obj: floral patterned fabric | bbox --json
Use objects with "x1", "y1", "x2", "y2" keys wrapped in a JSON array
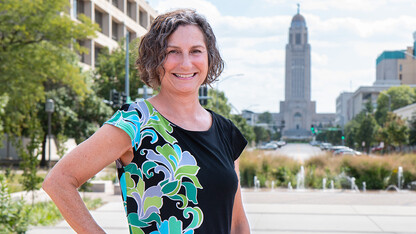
[{"x1": 105, "y1": 100, "x2": 247, "y2": 234}]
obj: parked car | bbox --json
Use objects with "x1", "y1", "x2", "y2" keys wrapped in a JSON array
[
  {"x1": 329, "y1": 145, "x2": 350, "y2": 153},
  {"x1": 333, "y1": 148, "x2": 362, "y2": 156},
  {"x1": 309, "y1": 140, "x2": 320, "y2": 146},
  {"x1": 320, "y1": 143, "x2": 332, "y2": 150},
  {"x1": 259, "y1": 142, "x2": 278, "y2": 150},
  {"x1": 276, "y1": 140, "x2": 286, "y2": 148}
]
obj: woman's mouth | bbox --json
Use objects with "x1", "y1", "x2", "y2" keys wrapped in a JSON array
[{"x1": 174, "y1": 73, "x2": 197, "y2": 79}]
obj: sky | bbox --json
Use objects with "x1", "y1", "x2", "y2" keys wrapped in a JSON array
[{"x1": 146, "y1": 0, "x2": 416, "y2": 114}]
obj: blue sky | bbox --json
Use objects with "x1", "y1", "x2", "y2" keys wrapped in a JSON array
[{"x1": 146, "y1": 0, "x2": 416, "y2": 114}]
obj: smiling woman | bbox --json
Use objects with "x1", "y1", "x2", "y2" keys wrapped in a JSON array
[{"x1": 43, "y1": 9, "x2": 250, "y2": 234}]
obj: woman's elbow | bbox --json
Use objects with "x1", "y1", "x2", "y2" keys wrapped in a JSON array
[{"x1": 42, "y1": 172, "x2": 57, "y2": 195}]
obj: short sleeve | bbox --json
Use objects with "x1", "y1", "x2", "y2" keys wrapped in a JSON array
[
  {"x1": 229, "y1": 120, "x2": 248, "y2": 161},
  {"x1": 104, "y1": 103, "x2": 142, "y2": 147}
]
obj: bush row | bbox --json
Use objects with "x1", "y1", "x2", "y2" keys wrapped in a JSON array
[{"x1": 239, "y1": 150, "x2": 416, "y2": 190}]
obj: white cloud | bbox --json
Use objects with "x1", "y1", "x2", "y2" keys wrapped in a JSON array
[{"x1": 149, "y1": 0, "x2": 416, "y2": 113}]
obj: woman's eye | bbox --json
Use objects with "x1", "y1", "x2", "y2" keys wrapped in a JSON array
[
  {"x1": 168, "y1": 50, "x2": 179, "y2": 54},
  {"x1": 191, "y1": 50, "x2": 202, "y2": 54}
]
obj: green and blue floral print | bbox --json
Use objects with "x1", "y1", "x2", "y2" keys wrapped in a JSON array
[{"x1": 105, "y1": 100, "x2": 247, "y2": 234}]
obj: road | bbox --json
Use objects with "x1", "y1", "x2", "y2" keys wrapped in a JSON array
[{"x1": 268, "y1": 143, "x2": 325, "y2": 162}]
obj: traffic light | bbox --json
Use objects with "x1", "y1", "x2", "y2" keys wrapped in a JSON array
[
  {"x1": 341, "y1": 135, "x2": 345, "y2": 140},
  {"x1": 111, "y1": 89, "x2": 119, "y2": 106},
  {"x1": 310, "y1": 124, "x2": 315, "y2": 132},
  {"x1": 198, "y1": 85, "x2": 208, "y2": 105},
  {"x1": 121, "y1": 92, "x2": 127, "y2": 105}
]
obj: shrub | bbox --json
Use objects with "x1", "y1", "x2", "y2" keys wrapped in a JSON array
[{"x1": 0, "y1": 176, "x2": 30, "y2": 233}]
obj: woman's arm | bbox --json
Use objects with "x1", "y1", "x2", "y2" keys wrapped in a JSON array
[
  {"x1": 42, "y1": 124, "x2": 132, "y2": 233},
  {"x1": 231, "y1": 159, "x2": 251, "y2": 234}
]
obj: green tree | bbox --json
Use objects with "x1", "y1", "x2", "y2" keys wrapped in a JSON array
[
  {"x1": 205, "y1": 89, "x2": 232, "y2": 118},
  {"x1": 344, "y1": 101, "x2": 378, "y2": 152},
  {"x1": 375, "y1": 86, "x2": 416, "y2": 125},
  {"x1": 257, "y1": 112, "x2": 272, "y2": 124},
  {"x1": 409, "y1": 112, "x2": 416, "y2": 146},
  {"x1": 253, "y1": 126, "x2": 270, "y2": 144},
  {"x1": 0, "y1": 0, "x2": 97, "y2": 137},
  {"x1": 93, "y1": 38, "x2": 145, "y2": 109},
  {"x1": 376, "y1": 113, "x2": 409, "y2": 151},
  {"x1": 230, "y1": 114, "x2": 255, "y2": 144}
]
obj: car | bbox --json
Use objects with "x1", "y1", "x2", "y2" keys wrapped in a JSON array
[
  {"x1": 320, "y1": 143, "x2": 332, "y2": 150},
  {"x1": 329, "y1": 145, "x2": 350, "y2": 153},
  {"x1": 309, "y1": 141, "x2": 320, "y2": 146},
  {"x1": 276, "y1": 140, "x2": 286, "y2": 148},
  {"x1": 259, "y1": 142, "x2": 278, "y2": 150},
  {"x1": 371, "y1": 145, "x2": 384, "y2": 152},
  {"x1": 333, "y1": 148, "x2": 362, "y2": 156}
]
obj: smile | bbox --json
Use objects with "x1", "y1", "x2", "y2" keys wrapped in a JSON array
[{"x1": 174, "y1": 73, "x2": 197, "y2": 79}]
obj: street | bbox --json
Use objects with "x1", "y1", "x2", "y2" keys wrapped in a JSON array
[{"x1": 262, "y1": 143, "x2": 325, "y2": 163}]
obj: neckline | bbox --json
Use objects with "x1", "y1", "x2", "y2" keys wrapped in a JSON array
[{"x1": 143, "y1": 99, "x2": 214, "y2": 133}]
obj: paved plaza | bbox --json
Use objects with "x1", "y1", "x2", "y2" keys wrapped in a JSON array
[{"x1": 27, "y1": 188, "x2": 416, "y2": 234}]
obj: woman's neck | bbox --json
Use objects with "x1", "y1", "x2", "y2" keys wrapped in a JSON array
[{"x1": 147, "y1": 89, "x2": 212, "y2": 131}]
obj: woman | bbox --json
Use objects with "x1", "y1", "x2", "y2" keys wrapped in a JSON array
[{"x1": 43, "y1": 9, "x2": 250, "y2": 234}]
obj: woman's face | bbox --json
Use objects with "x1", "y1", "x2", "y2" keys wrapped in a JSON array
[{"x1": 160, "y1": 24, "x2": 209, "y2": 96}]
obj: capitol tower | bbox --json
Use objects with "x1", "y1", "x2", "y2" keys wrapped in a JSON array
[{"x1": 279, "y1": 6, "x2": 325, "y2": 139}]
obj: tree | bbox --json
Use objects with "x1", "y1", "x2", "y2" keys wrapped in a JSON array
[
  {"x1": 344, "y1": 101, "x2": 378, "y2": 152},
  {"x1": 230, "y1": 114, "x2": 255, "y2": 144},
  {"x1": 204, "y1": 88, "x2": 232, "y2": 118},
  {"x1": 253, "y1": 126, "x2": 270, "y2": 144},
  {"x1": 0, "y1": 0, "x2": 97, "y2": 139},
  {"x1": 257, "y1": 112, "x2": 272, "y2": 124},
  {"x1": 376, "y1": 113, "x2": 409, "y2": 151},
  {"x1": 93, "y1": 38, "x2": 145, "y2": 109},
  {"x1": 409, "y1": 112, "x2": 416, "y2": 146},
  {"x1": 375, "y1": 86, "x2": 416, "y2": 125}
]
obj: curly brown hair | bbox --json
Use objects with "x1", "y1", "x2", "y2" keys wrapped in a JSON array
[{"x1": 136, "y1": 9, "x2": 224, "y2": 88}]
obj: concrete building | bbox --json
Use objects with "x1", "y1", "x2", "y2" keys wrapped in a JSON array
[
  {"x1": 337, "y1": 31, "x2": 416, "y2": 124},
  {"x1": 394, "y1": 103, "x2": 416, "y2": 124},
  {"x1": 279, "y1": 7, "x2": 335, "y2": 139},
  {"x1": 336, "y1": 92, "x2": 353, "y2": 126},
  {"x1": 375, "y1": 32, "x2": 416, "y2": 86},
  {"x1": 70, "y1": 0, "x2": 157, "y2": 68}
]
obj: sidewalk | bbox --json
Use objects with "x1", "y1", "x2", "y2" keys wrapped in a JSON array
[{"x1": 28, "y1": 189, "x2": 416, "y2": 234}]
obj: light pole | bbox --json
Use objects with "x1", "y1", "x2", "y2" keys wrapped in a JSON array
[
  {"x1": 45, "y1": 99, "x2": 54, "y2": 169},
  {"x1": 215, "y1": 73, "x2": 244, "y2": 111}
]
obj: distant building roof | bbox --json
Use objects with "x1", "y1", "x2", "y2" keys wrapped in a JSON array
[
  {"x1": 291, "y1": 13, "x2": 306, "y2": 28},
  {"x1": 376, "y1": 50, "x2": 406, "y2": 65}
]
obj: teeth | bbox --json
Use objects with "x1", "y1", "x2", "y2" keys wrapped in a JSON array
[{"x1": 175, "y1": 73, "x2": 195, "y2": 78}]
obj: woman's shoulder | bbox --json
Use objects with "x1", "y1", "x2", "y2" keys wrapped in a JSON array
[{"x1": 208, "y1": 110, "x2": 235, "y2": 130}]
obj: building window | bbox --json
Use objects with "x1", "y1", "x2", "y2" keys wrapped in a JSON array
[
  {"x1": 399, "y1": 74, "x2": 402, "y2": 80},
  {"x1": 295, "y1": 33, "x2": 301, "y2": 45},
  {"x1": 76, "y1": 0, "x2": 84, "y2": 19},
  {"x1": 95, "y1": 10, "x2": 103, "y2": 32},
  {"x1": 139, "y1": 9, "x2": 148, "y2": 28},
  {"x1": 399, "y1": 64, "x2": 402, "y2": 71},
  {"x1": 127, "y1": 1, "x2": 134, "y2": 19},
  {"x1": 95, "y1": 46, "x2": 103, "y2": 67},
  {"x1": 112, "y1": 21, "x2": 119, "y2": 41},
  {"x1": 112, "y1": 0, "x2": 118, "y2": 8}
]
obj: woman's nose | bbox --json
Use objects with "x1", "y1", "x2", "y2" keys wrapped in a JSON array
[{"x1": 180, "y1": 54, "x2": 192, "y2": 69}]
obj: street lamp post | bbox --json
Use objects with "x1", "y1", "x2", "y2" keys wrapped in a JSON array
[
  {"x1": 45, "y1": 99, "x2": 54, "y2": 169},
  {"x1": 215, "y1": 73, "x2": 244, "y2": 111}
]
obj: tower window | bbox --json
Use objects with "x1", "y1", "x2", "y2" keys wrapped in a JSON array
[{"x1": 296, "y1": 33, "x2": 301, "y2": 44}]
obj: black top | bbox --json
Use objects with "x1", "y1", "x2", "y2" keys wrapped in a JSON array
[{"x1": 105, "y1": 100, "x2": 247, "y2": 233}]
